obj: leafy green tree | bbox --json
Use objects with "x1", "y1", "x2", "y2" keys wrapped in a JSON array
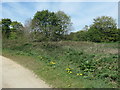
[
  {"x1": 67, "y1": 30, "x2": 88, "y2": 41},
  {"x1": 88, "y1": 16, "x2": 118, "y2": 42},
  {"x1": 32, "y1": 10, "x2": 72, "y2": 41},
  {"x1": 55, "y1": 11, "x2": 72, "y2": 41},
  {"x1": 68, "y1": 32, "x2": 77, "y2": 41},
  {"x1": 87, "y1": 27, "x2": 102, "y2": 42},
  {"x1": 10, "y1": 21, "x2": 24, "y2": 39},
  {"x1": 56, "y1": 11, "x2": 72, "y2": 34},
  {"x1": 32, "y1": 10, "x2": 56, "y2": 41},
  {"x1": 83, "y1": 25, "x2": 89, "y2": 31},
  {"x1": 10, "y1": 21, "x2": 23, "y2": 31},
  {"x1": 2, "y1": 18, "x2": 12, "y2": 38},
  {"x1": 76, "y1": 31, "x2": 88, "y2": 41}
]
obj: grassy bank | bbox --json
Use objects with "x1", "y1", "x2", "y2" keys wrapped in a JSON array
[{"x1": 2, "y1": 40, "x2": 119, "y2": 88}]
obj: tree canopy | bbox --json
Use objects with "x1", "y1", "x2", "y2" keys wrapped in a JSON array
[
  {"x1": 1, "y1": 19, "x2": 24, "y2": 39},
  {"x1": 31, "y1": 10, "x2": 72, "y2": 41},
  {"x1": 2, "y1": 18, "x2": 12, "y2": 38},
  {"x1": 65, "y1": 16, "x2": 118, "y2": 42},
  {"x1": 1, "y1": 11, "x2": 118, "y2": 42},
  {"x1": 88, "y1": 16, "x2": 118, "y2": 42}
]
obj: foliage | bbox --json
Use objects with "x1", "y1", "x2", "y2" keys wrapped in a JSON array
[
  {"x1": 32, "y1": 10, "x2": 72, "y2": 41},
  {"x1": 9, "y1": 32, "x2": 17, "y2": 39},
  {"x1": 68, "y1": 31, "x2": 88, "y2": 41},
  {"x1": 1, "y1": 19, "x2": 24, "y2": 39},
  {"x1": 1, "y1": 18, "x2": 12, "y2": 38},
  {"x1": 10, "y1": 21, "x2": 24, "y2": 39},
  {"x1": 2, "y1": 40, "x2": 119, "y2": 88},
  {"x1": 88, "y1": 16, "x2": 118, "y2": 42},
  {"x1": 10, "y1": 21, "x2": 23, "y2": 31},
  {"x1": 65, "y1": 16, "x2": 118, "y2": 42},
  {"x1": 1, "y1": 14, "x2": 119, "y2": 42}
]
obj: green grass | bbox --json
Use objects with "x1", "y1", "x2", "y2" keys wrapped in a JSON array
[{"x1": 2, "y1": 40, "x2": 119, "y2": 88}]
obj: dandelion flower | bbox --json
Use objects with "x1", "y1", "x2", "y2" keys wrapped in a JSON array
[
  {"x1": 80, "y1": 74, "x2": 83, "y2": 76},
  {"x1": 66, "y1": 68, "x2": 71, "y2": 70},
  {"x1": 77, "y1": 73, "x2": 83, "y2": 76},
  {"x1": 50, "y1": 61, "x2": 56, "y2": 64}
]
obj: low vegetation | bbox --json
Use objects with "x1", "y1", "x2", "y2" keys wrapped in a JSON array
[{"x1": 2, "y1": 40, "x2": 119, "y2": 88}]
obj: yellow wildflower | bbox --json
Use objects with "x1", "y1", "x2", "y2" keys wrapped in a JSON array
[
  {"x1": 80, "y1": 74, "x2": 83, "y2": 76},
  {"x1": 50, "y1": 61, "x2": 56, "y2": 64},
  {"x1": 68, "y1": 71, "x2": 72, "y2": 74},
  {"x1": 66, "y1": 68, "x2": 71, "y2": 70},
  {"x1": 77, "y1": 73, "x2": 83, "y2": 76}
]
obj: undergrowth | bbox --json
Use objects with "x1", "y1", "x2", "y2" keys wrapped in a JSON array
[{"x1": 2, "y1": 40, "x2": 119, "y2": 88}]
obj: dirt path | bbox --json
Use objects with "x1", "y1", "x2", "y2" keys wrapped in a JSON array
[{"x1": 1, "y1": 56, "x2": 51, "y2": 88}]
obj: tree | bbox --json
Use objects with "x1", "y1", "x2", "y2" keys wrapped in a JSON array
[
  {"x1": 24, "y1": 18, "x2": 32, "y2": 33},
  {"x1": 1, "y1": 19, "x2": 24, "y2": 39},
  {"x1": 10, "y1": 21, "x2": 23, "y2": 31},
  {"x1": 10, "y1": 21, "x2": 24, "y2": 39},
  {"x1": 76, "y1": 31, "x2": 88, "y2": 41},
  {"x1": 83, "y1": 25, "x2": 89, "y2": 31},
  {"x1": 67, "y1": 30, "x2": 89, "y2": 41},
  {"x1": 87, "y1": 27, "x2": 103, "y2": 42},
  {"x1": 24, "y1": 18, "x2": 33, "y2": 41},
  {"x1": 32, "y1": 10, "x2": 56, "y2": 41},
  {"x1": 32, "y1": 10, "x2": 72, "y2": 41},
  {"x1": 56, "y1": 11, "x2": 72, "y2": 34},
  {"x1": 2, "y1": 18, "x2": 12, "y2": 38},
  {"x1": 88, "y1": 16, "x2": 118, "y2": 42}
]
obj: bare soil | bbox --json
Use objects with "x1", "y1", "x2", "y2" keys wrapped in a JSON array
[{"x1": 1, "y1": 56, "x2": 50, "y2": 88}]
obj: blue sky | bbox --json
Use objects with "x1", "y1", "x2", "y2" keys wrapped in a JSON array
[{"x1": 1, "y1": 2, "x2": 118, "y2": 32}]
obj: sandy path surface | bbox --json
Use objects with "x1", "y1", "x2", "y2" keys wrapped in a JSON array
[{"x1": 0, "y1": 56, "x2": 50, "y2": 88}]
